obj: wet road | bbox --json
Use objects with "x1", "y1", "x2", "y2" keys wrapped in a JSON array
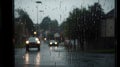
[{"x1": 15, "y1": 41, "x2": 115, "y2": 67}]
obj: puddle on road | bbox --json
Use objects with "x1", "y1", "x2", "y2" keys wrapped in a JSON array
[{"x1": 49, "y1": 46, "x2": 66, "y2": 52}]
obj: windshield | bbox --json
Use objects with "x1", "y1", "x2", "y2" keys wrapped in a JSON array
[
  {"x1": 14, "y1": 0, "x2": 116, "y2": 67},
  {"x1": 50, "y1": 40, "x2": 56, "y2": 42},
  {"x1": 28, "y1": 37, "x2": 37, "y2": 42}
]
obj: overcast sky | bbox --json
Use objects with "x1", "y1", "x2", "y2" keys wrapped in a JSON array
[{"x1": 14, "y1": 0, "x2": 115, "y2": 24}]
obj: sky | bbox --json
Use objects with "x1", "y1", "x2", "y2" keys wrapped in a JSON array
[{"x1": 14, "y1": 0, "x2": 115, "y2": 25}]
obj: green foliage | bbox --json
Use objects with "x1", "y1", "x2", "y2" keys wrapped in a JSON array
[
  {"x1": 40, "y1": 16, "x2": 51, "y2": 31},
  {"x1": 59, "y1": 2, "x2": 106, "y2": 51},
  {"x1": 40, "y1": 16, "x2": 59, "y2": 32},
  {"x1": 15, "y1": 9, "x2": 35, "y2": 34},
  {"x1": 61, "y1": 2, "x2": 105, "y2": 40},
  {"x1": 15, "y1": 43, "x2": 25, "y2": 48},
  {"x1": 49, "y1": 20, "x2": 59, "y2": 32},
  {"x1": 40, "y1": 16, "x2": 59, "y2": 40},
  {"x1": 14, "y1": 8, "x2": 35, "y2": 46}
]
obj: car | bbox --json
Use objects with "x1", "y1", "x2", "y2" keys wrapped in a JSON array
[
  {"x1": 25, "y1": 36, "x2": 40, "y2": 51},
  {"x1": 49, "y1": 40, "x2": 58, "y2": 46}
]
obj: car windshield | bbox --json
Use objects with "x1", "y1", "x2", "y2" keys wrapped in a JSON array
[
  {"x1": 50, "y1": 40, "x2": 56, "y2": 42},
  {"x1": 28, "y1": 37, "x2": 37, "y2": 42}
]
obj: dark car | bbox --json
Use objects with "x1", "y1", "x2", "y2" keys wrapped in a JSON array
[
  {"x1": 49, "y1": 40, "x2": 58, "y2": 46},
  {"x1": 25, "y1": 36, "x2": 40, "y2": 51}
]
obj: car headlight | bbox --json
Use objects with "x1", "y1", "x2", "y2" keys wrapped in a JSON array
[
  {"x1": 26, "y1": 41, "x2": 29, "y2": 44},
  {"x1": 44, "y1": 38, "x2": 47, "y2": 41},
  {"x1": 37, "y1": 41, "x2": 40, "y2": 44},
  {"x1": 36, "y1": 38, "x2": 39, "y2": 41},
  {"x1": 55, "y1": 42, "x2": 57, "y2": 44},
  {"x1": 50, "y1": 42, "x2": 52, "y2": 44}
]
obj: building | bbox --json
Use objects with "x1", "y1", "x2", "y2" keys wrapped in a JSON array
[
  {"x1": 100, "y1": 9, "x2": 116, "y2": 49},
  {"x1": 101, "y1": 9, "x2": 115, "y2": 37}
]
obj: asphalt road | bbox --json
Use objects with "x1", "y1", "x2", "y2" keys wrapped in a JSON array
[{"x1": 15, "y1": 41, "x2": 115, "y2": 67}]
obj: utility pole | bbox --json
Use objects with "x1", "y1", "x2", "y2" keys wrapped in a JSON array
[{"x1": 36, "y1": 1, "x2": 42, "y2": 36}]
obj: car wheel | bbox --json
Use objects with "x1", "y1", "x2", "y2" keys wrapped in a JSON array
[
  {"x1": 49, "y1": 45, "x2": 51, "y2": 47},
  {"x1": 26, "y1": 46, "x2": 29, "y2": 51},
  {"x1": 38, "y1": 47, "x2": 40, "y2": 51}
]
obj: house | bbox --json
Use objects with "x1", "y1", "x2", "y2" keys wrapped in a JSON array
[
  {"x1": 100, "y1": 9, "x2": 116, "y2": 49},
  {"x1": 101, "y1": 9, "x2": 115, "y2": 38}
]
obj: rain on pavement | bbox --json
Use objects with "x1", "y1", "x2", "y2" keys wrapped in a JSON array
[{"x1": 15, "y1": 41, "x2": 115, "y2": 67}]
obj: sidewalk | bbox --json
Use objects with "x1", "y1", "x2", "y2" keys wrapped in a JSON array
[{"x1": 63, "y1": 38, "x2": 116, "y2": 53}]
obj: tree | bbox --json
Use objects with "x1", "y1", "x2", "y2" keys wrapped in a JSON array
[
  {"x1": 88, "y1": 2, "x2": 105, "y2": 39},
  {"x1": 40, "y1": 16, "x2": 51, "y2": 31},
  {"x1": 14, "y1": 9, "x2": 35, "y2": 45},
  {"x1": 15, "y1": 9, "x2": 35, "y2": 34},
  {"x1": 40, "y1": 16, "x2": 59, "y2": 40},
  {"x1": 61, "y1": 2, "x2": 105, "y2": 51},
  {"x1": 49, "y1": 20, "x2": 59, "y2": 32}
]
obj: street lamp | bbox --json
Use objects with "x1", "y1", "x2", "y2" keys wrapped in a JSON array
[
  {"x1": 36, "y1": 1, "x2": 42, "y2": 24},
  {"x1": 34, "y1": 31, "x2": 37, "y2": 35},
  {"x1": 36, "y1": 1, "x2": 42, "y2": 36}
]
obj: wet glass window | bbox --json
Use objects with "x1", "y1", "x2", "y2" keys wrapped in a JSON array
[{"x1": 14, "y1": 0, "x2": 116, "y2": 67}]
